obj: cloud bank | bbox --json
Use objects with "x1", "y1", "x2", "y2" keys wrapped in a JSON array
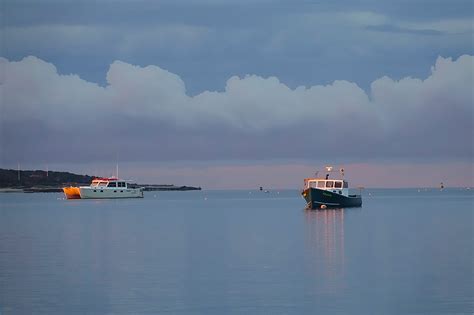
[{"x1": 0, "y1": 55, "x2": 472, "y2": 164}]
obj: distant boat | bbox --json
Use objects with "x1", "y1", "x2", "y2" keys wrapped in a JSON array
[
  {"x1": 63, "y1": 177, "x2": 143, "y2": 199},
  {"x1": 301, "y1": 166, "x2": 362, "y2": 209}
]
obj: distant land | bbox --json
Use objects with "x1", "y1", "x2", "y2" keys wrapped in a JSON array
[{"x1": 0, "y1": 168, "x2": 201, "y2": 192}]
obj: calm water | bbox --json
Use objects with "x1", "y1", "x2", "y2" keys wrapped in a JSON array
[{"x1": 0, "y1": 189, "x2": 472, "y2": 314}]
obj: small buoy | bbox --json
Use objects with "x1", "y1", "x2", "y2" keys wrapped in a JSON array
[{"x1": 320, "y1": 204, "x2": 327, "y2": 209}]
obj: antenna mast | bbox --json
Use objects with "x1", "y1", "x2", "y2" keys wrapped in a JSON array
[{"x1": 115, "y1": 151, "x2": 119, "y2": 179}]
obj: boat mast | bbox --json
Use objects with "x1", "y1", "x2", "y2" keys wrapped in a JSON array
[
  {"x1": 325, "y1": 166, "x2": 333, "y2": 179},
  {"x1": 115, "y1": 151, "x2": 119, "y2": 179},
  {"x1": 324, "y1": 165, "x2": 345, "y2": 180}
]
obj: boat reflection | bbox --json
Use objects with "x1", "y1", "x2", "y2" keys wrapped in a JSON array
[{"x1": 304, "y1": 208, "x2": 346, "y2": 294}]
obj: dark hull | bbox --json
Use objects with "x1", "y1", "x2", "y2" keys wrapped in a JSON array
[{"x1": 302, "y1": 188, "x2": 362, "y2": 209}]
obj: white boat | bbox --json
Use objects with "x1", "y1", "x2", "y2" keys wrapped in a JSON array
[{"x1": 63, "y1": 177, "x2": 143, "y2": 199}]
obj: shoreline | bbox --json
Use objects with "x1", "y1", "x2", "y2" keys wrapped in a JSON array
[{"x1": 0, "y1": 185, "x2": 202, "y2": 193}]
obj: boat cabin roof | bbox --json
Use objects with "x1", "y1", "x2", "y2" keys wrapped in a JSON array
[
  {"x1": 304, "y1": 178, "x2": 346, "y2": 182},
  {"x1": 91, "y1": 178, "x2": 127, "y2": 187},
  {"x1": 92, "y1": 177, "x2": 118, "y2": 182}
]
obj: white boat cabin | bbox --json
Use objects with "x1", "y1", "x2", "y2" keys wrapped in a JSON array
[
  {"x1": 90, "y1": 178, "x2": 128, "y2": 189},
  {"x1": 304, "y1": 178, "x2": 349, "y2": 196}
]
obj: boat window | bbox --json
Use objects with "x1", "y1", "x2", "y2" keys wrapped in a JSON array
[
  {"x1": 317, "y1": 181, "x2": 325, "y2": 188},
  {"x1": 119, "y1": 182, "x2": 126, "y2": 187},
  {"x1": 334, "y1": 181, "x2": 342, "y2": 188},
  {"x1": 108, "y1": 182, "x2": 117, "y2": 187},
  {"x1": 343, "y1": 181, "x2": 348, "y2": 188},
  {"x1": 326, "y1": 181, "x2": 334, "y2": 188},
  {"x1": 98, "y1": 182, "x2": 107, "y2": 187}
]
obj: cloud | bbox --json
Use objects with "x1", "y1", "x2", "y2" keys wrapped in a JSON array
[
  {"x1": 2, "y1": 24, "x2": 213, "y2": 58},
  {"x1": 0, "y1": 55, "x2": 472, "y2": 164},
  {"x1": 404, "y1": 18, "x2": 474, "y2": 35},
  {"x1": 2, "y1": 3, "x2": 471, "y2": 96},
  {"x1": 1, "y1": 55, "x2": 373, "y2": 129},
  {"x1": 365, "y1": 25, "x2": 443, "y2": 36},
  {"x1": 0, "y1": 56, "x2": 104, "y2": 126}
]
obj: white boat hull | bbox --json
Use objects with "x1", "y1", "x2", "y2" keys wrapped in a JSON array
[{"x1": 79, "y1": 187, "x2": 143, "y2": 199}]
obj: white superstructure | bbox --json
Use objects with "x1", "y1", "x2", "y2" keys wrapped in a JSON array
[
  {"x1": 79, "y1": 177, "x2": 143, "y2": 199},
  {"x1": 303, "y1": 178, "x2": 350, "y2": 197},
  {"x1": 303, "y1": 166, "x2": 352, "y2": 197}
]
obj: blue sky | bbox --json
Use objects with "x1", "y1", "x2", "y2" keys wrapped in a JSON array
[
  {"x1": 1, "y1": 0, "x2": 473, "y2": 187},
  {"x1": 3, "y1": 0, "x2": 472, "y2": 93}
]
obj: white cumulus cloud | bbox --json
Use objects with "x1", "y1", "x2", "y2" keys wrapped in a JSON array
[{"x1": 0, "y1": 54, "x2": 472, "y2": 162}]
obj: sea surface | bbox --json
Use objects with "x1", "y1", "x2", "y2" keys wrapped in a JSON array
[{"x1": 0, "y1": 189, "x2": 472, "y2": 314}]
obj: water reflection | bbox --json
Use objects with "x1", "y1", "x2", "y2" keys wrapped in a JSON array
[{"x1": 304, "y1": 209, "x2": 346, "y2": 294}]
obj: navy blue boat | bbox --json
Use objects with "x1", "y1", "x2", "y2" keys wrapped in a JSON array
[{"x1": 301, "y1": 167, "x2": 362, "y2": 209}]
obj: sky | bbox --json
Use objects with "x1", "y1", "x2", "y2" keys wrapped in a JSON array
[{"x1": 0, "y1": 0, "x2": 473, "y2": 188}]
